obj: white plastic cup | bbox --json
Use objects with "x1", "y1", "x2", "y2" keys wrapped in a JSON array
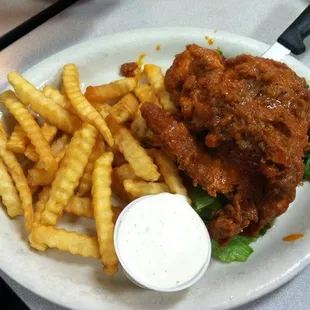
[{"x1": 114, "y1": 194, "x2": 211, "y2": 292}]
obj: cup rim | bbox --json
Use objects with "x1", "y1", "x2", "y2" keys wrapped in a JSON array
[{"x1": 114, "y1": 193, "x2": 212, "y2": 292}]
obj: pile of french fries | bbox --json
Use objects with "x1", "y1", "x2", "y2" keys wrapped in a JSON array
[{"x1": 0, "y1": 62, "x2": 189, "y2": 275}]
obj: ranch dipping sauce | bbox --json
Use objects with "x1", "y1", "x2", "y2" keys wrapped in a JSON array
[{"x1": 114, "y1": 193, "x2": 211, "y2": 291}]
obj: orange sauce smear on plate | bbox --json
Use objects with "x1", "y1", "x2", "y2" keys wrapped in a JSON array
[
  {"x1": 155, "y1": 44, "x2": 161, "y2": 51},
  {"x1": 282, "y1": 233, "x2": 304, "y2": 242}
]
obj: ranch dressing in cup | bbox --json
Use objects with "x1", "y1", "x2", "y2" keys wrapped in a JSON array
[{"x1": 114, "y1": 193, "x2": 211, "y2": 292}]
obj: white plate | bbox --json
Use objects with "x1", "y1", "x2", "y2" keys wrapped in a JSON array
[{"x1": 1, "y1": 27, "x2": 310, "y2": 310}]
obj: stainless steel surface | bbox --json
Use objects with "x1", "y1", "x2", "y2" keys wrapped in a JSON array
[
  {"x1": 262, "y1": 41, "x2": 291, "y2": 60},
  {"x1": 1, "y1": 0, "x2": 310, "y2": 309}
]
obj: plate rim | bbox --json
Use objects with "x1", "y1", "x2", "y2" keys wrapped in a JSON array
[{"x1": 1, "y1": 26, "x2": 310, "y2": 310}]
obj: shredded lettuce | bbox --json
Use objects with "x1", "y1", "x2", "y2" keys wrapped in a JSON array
[
  {"x1": 216, "y1": 47, "x2": 223, "y2": 56},
  {"x1": 190, "y1": 185, "x2": 221, "y2": 221},
  {"x1": 190, "y1": 185, "x2": 269, "y2": 263},
  {"x1": 304, "y1": 154, "x2": 310, "y2": 178},
  {"x1": 211, "y1": 236, "x2": 257, "y2": 262}
]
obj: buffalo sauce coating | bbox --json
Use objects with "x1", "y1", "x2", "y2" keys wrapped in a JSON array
[{"x1": 159, "y1": 44, "x2": 310, "y2": 245}]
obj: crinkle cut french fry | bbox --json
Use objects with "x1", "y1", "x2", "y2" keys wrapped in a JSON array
[
  {"x1": 114, "y1": 164, "x2": 141, "y2": 181},
  {"x1": 130, "y1": 109, "x2": 154, "y2": 141},
  {"x1": 50, "y1": 134, "x2": 70, "y2": 156},
  {"x1": 27, "y1": 168, "x2": 54, "y2": 187},
  {"x1": 92, "y1": 152, "x2": 118, "y2": 275},
  {"x1": 7, "y1": 124, "x2": 29, "y2": 154},
  {"x1": 65, "y1": 196, "x2": 93, "y2": 218},
  {"x1": 144, "y1": 64, "x2": 177, "y2": 113},
  {"x1": 123, "y1": 179, "x2": 170, "y2": 198},
  {"x1": 30, "y1": 224, "x2": 100, "y2": 258},
  {"x1": 29, "y1": 187, "x2": 51, "y2": 251},
  {"x1": 106, "y1": 145, "x2": 127, "y2": 167},
  {"x1": 7, "y1": 72, "x2": 81, "y2": 134},
  {"x1": 62, "y1": 64, "x2": 113, "y2": 146},
  {"x1": 25, "y1": 123, "x2": 57, "y2": 162},
  {"x1": 43, "y1": 85, "x2": 74, "y2": 113},
  {"x1": 143, "y1": 64, "x2": 164, "y2": 92},
  {"x1": 27, "y1": 135, "x2": 68, "y2": 188},
  {"x1": 85, "y1": 78, "x2": 137, "y2": 102},
  {"x1": 0, "y1": 158, "x2": 23, "y2": 217},
  {"x1": 134, "y1": 84, "x2": 160, "y2": 106},
  {"x1": 28, "y1": 145, "x2": 67, "y2": 191},
  {"x1": 106, "y1": 115, "x2": 159, "y2": 181},
  {"x1": 77, "y1": 138, "x2": 105, "y2": 196},
  {"x1": 34, "y1": 187, "x2": 50, "y2": 224},
  {"x1": 33, "y1": 134, "x2": 69, "y2": 170},
  {"x1": 149, "y1": 149, "x2": 189, "y2": 200},
  {"x1": 0, "y1": 122, "x2": 33, "y2": 230},
  {"x1": 65, "y1": 195, "x2": 121, "y2": 221},
  {"x1": 112, "y1": 170, "x2": 134, "y2": 203},
  {"x1": 41, "y1": 123, "x2": 97, "y2": 226},
  {"x1": 109, "y1": 93, "x2": 139, "y2": 123},
  {"x1": 0, "y1": 122, "x2": 7, "y2": 141},
  {"x1": 0, "y1": 91, "x2": 58, "y2": 174}
]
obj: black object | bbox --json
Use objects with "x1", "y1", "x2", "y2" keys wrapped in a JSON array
[
  {"x1": 0, "y1": 0, "x2": 80, "y2": 51},
  {"x1": 0, "y1": 277, "x2": 29, "y2": 310},
  {"x1": 278, "y1": 5, "x2": 310, "y2": 55}
]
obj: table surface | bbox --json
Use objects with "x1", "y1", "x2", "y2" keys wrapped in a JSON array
[{"x1": 1, "y1": 0, "x2": 310, "y2": 309}]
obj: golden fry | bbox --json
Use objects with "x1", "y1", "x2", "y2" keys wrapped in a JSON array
[
  {"x1": 41, "y1": 123, "x2": 97, "y2": 226},
  {"x1": 106, "y1": 145, "x2": 127, "y2": 167},
  {"x1": 92, "y1": 152, "x2": 118, "y2": 275},
  {"x1": 33, "y1": 134, "x2": 69, "y2": 170},
  {"x1": 43, "y1": 84, "x2": 74, "y2": 113},
  {"x1": 34, "y1": 187, "x2": 50, "y2": 224},
  {"x1": 0, "y1": 121, "x2": 33, "y2": 230},
  {"x1": 149, "y1": 149, "x2": 189, "y2": 200},
  {"x1": 112, "y1": 170, "x2": 134, "y2": 203},
  {"x1": 50, "y1": 134, "x2": 70, "y2": 156},
  {"x1": 30, "y1": 224, "x2": 100, "y2": 258},
  {"x1": 62, "y1": 64, "x2": 113, "y2": 146},
  {"x1": 85, "y1": 78, "x2": 137, "y2": 102},
  {"x1": 0, "y1": 91, "x2": 58, "y2": 174},
  {"x1": 27, "y1": 168, "x2": 55, "y2": 187},
  {"x1": 95, "y1": 103, "x2": 111, "y2": 118},
  {"x1": 130, "y1": 109, "x2": 153, "y2": 141},
  {"x1": 7, "y1": 124, "x2": 29, "y2": 154},
  {"x1": 64, "y1": 195, "x2": 122, "y2": 221},
  {"x1": 25, "y1": 123, "x2": 57, "y2": 162},
  {"x1": 7, "y1": 72, "x2": 81, "y2": 134},
  {"x1": 106, "y1": 115, "x2": 159, "y2": 181},
  {"x1": 29, "y1": 187, "x2": 51, "y2": 251},
  {"x1": 109, "y1": 93, "x2": 139, "y2": 123},
  {"x1": 65, "y1": 196, "x2": 93, "y2": 218},
  {"x1": 0, "y1": 122, "x2": 7, "y2": 141},
  {"x1": 134, "y1": 84, "x2": 160, "y2": 106},
  {"x1": 77, "y1": 138, "x2": 105, "y2": 196},
  {"x1": 0, "y1": 158, "x2": 23, "y2": 217},
  {"x1": 123, "y1": 179, "x2": 170, "y2": 198},
  {"x1": 144, "y1": 64, "x2": 177, "y2": 113},
  {"x1": 131, "y1": 84, "x2": 160, "y2": 140},
  {"x1": 113, "y1": 164, "x2": 140, "y2": 181}
]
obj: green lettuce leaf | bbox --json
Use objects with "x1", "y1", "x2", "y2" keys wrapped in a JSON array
[
  {"x1": 216, "y1": 47, "x2": 223, "y2": 55},
  {"x1": 304, "y1": 155, "x2": 310, "y2": 178},
  {"x1": 189, "y1": 185, "x2": 222, "y2": 221},
  {"x1": 211, "y1": 235, "x2": 257, "y2": 262},
  {"x1": 190, "y1": 185, "x2": 271, "y2": 263}
]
